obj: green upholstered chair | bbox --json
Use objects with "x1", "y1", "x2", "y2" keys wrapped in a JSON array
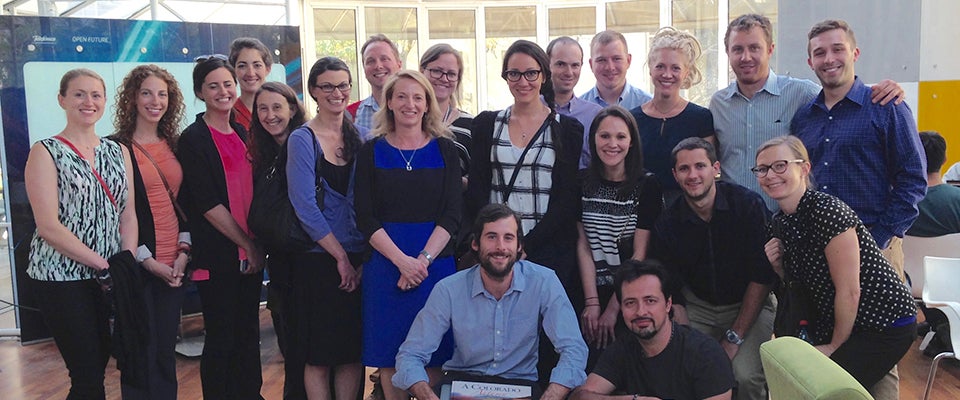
[{"x1": 760, "y1": 336, "x2": 873, "y2": 400}]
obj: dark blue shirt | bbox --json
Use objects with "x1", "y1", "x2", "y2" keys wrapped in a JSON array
[
  {"x1": 632, "y1": 103, "x2": 714, "y2": 191},
  {"x1": 791, "y1": 77, "x2": 926, "y2": 248},
  {"x1": 650, "y1": 182, "x2": 777, "y2": 306}
]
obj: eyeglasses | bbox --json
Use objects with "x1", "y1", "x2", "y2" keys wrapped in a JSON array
[
  {"x1": 503, "y1": 69, "x2": 542, "y2": 82},
  {"x1": 194, "y1": 54, "x2": 228, "y2": 63},
  {"x1": 315, "y1": 82, "x2": 352, "y2": 93},
  {"x1": 426, "y1": 68, "x2": 459, "y2": 82},
  {"x1": 751, "y1": 159, "x2": 805, "y2": 177}
]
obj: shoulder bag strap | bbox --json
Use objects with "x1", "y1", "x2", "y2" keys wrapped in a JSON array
[
  {"x1": 309, "y1": 128, "x2": 326, "y2": 211},
  {"x1": 53, "y1": 136, "x2": 119, "y2": 211},
  {"x1": 501, "y1": 111, "x2": 555, "y2": 203},
  {"x1": 130, "y1": 141, "x2": 189, "y2": 222}
]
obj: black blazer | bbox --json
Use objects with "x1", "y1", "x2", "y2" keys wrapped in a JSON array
[
  {"x1": 466, "y1": 110, "x2": 583, "y2": 287},
  {"x1": 176, "y1": 113, "x2": 248, "y2": 274}
]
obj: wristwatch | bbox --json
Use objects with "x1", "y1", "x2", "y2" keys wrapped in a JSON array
[{"x1": 724, "y1": 329, "x2": 744, "y2": 345}]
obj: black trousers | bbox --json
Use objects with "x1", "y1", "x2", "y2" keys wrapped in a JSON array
[
  {"x1": 831, "y1": 322, "x2": 917, "y2": 389},
  {"x1": 197, "y1": 269, "x2": 265, "y2": 400},
  {"x1": 34, "y1": 278, "x2": 111, "y2": 400},
  {"x1": 121, "y1": 276, "x2": 185, "y2": 400}
]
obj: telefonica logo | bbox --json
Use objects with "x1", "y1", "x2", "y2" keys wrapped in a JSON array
[{"x1": 32, "y1": 35, "x2": 56, "y2": 43}]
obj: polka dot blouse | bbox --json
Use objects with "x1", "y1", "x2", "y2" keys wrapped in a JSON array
[{"x1": 774, "y1": 190, "x2": 916, "y2": 344}]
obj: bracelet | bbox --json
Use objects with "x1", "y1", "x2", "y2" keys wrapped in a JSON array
[
  {"x1": 419, "y1": 250, "x2": 434, "y2": 265},
  {"x1": 584, "y1": 296, "x2": 599, "y2": 300}
]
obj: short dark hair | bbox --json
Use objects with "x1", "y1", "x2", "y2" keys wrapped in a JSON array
[
  {"x1": 807, "y1": 19, "x2": 856, "y2": 55},
  {"x1": 671, "y1": 137, "x2": 717, "y2": 168},
  {"x1": 470, "y1": 203, "x2": 524, "y2": 250},
  {"x1": 614, "y1": 259, "x2": 675, "y2": 304},
  {"x1": 920, "y1": 131, "x2": 947, "y2": 174},
  {"x1": 546, "y1": 36, "x2": 582, "y2": 58},
  {"x1": 724, "y1": 14, "x2": 773, "y2": 51}
]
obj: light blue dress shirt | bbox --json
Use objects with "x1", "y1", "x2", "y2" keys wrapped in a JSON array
[
  {"x1": 393, "y1": 260, "x2": 587, "y2": 390},
  {"x1": 579, "y1": 82, "x2": 652, "y2": 112},
  {"x1": 354, "y1": 95, "x2": 380, "y2": 130},
  {"x1": 557, "y1": 96, "x2": 603, "y2": 169},
  {"x1": 710, "y1": 70, "x2": 820, "y2": 210}
]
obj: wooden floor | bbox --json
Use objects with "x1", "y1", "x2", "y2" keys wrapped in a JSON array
[{"x1": 2, "y1": 306, "x2": 960, "y2": 399}]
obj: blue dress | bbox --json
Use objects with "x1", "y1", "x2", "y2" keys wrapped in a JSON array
[{"x1": 355, "y1": 136, "x2": 461, "y2": 367}]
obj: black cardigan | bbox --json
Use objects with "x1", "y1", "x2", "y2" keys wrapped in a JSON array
[
  {"x1": 176, "y1": 113, "x2": 248, "y2": 274},
  {"x1": 465, "y1": 110, "x2": 583, "y2": 287}
]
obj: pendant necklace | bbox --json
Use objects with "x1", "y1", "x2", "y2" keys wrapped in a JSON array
[
  {"x1": 652, "y1": 100, "x2": 684, "y2": 136},
  {"x1": 397, "y1": 137, "x2": 425, "y2": 171}
]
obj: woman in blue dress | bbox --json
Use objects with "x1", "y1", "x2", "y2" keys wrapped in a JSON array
[{"x1": 355, "y1": 69, "x2": 461, "y2": 400}]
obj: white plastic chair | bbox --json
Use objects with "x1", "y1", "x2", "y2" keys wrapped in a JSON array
[
  {"x1": 903, "y1": 233, "x2": 960, "y2": 298},
  {"x1": 921, "y1": 256, "x2": 960, "y2": 400}
]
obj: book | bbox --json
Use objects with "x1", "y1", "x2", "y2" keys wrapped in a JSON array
[{"x1": 441, "y1": 380, "x2": 533, "y2": 400}]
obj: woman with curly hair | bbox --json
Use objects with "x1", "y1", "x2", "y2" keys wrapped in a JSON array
[{"x1": 111, "y1": 64, "x2": 188, "y2": 399}]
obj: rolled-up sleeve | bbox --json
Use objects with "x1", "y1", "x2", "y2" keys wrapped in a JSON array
[
  {"x1": 393, "y1": 281, "x2": 454, "y2": 390},
  {"x1": 541, "y1": 273, "x2": 588, "y2": 388},
  {"x1": 286, "y1": 129, "x2": 332, "y2": 242}
]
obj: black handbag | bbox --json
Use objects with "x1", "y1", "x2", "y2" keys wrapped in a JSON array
[
  {"x1": 248, "y1": 134, "x2": 324, "y2": 254},
  {"x1": 770, "y1": 216, "x2": 818, "y2": 338}
]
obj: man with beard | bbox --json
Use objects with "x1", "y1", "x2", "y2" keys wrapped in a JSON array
[
  {"x1": 393, "y1": 204, "x2": 587, "y2": 400},
  {"x1": 647, "y1": 138, "x2": 776, "y2": 400},
  {"x1": 570, "y1": 260, "x2": 734, "y2": 400}
]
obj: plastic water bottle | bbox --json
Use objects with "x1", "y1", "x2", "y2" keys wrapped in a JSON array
[{"x1": 797, "y1": 320, "x2": 812, "y2": 344}]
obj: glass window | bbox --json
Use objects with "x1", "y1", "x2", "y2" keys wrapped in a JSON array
[
  {"x1": 549, "y1": 7, "x2": 597, "y2": 97},
  {"x1": 365, "y1": 7, "x2": 418, "y2": 71},
  {"x1": 427, "y1": 9, "x2": 478, "y2": 115},
  {"x1": 728, "y1": 0, "x2": 778, "y2": 75},
  {"x1": 672, "y1": 0, "x2": 719, "y2": 107},
  {"x1": 605, "y1": 0, "x2": 661, "y2": 97},
  {"x1": 313, "y1": 8, "x2": 359, "y2": 101},
  {"x1": 484, "y1": 6, "x2": 536, "y2": 110}
]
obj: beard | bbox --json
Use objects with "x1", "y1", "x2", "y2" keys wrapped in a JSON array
[
  {"x1": 629, "y1": 317, "x2": 660, "y2": 340},
  {"x1": 479, "y1": 250, "x2": 517, "y2": 280}
]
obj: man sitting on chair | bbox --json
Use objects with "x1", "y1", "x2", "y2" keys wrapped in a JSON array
[{"x1": 392, "y1": 203, "x2": 588, "y2": 400}]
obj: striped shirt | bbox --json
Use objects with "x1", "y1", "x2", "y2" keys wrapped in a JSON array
[
  {"x1": 490, "y1": 107, "x2": 557, "y2": 235},
  {"x1": 710, "y1": 70, "x2": 819, "y2": 210},
  {"x1": 29, "y1": 138, "x2": 127, "y2": 281}
]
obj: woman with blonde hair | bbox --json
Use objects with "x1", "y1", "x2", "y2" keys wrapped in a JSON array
[
  {"x1": 757, "y1": 135, "x2": 916, "y2": 392},
  {"x1": 356, "y1": 69, "x2": 461, "y2": 400},
  {"x1": 112, "y1": 64, "x2": 188, "y2": 399},
  {"x1": 632, "y1": 27, "x2": 715, "y2": 203}
]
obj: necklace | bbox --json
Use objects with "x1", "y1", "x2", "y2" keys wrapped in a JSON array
[
  {"x1": 443, "y1": 105, "x2": 453, "y2": 125},
  {"x1": 396, "y1": 137, "x2": 427, "y2": 171},
  {"x1": 651, "y1": 99, "x2": 685, "y2": 136}
]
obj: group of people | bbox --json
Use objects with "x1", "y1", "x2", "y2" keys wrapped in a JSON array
[{"x1": 24, "y1": 12, "x2": 931, "y2": 400}]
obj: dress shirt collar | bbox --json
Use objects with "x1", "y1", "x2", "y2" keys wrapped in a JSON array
[
  {"x1": 720, "y1": 69, "x2": 782, "y2": 100},
  {"x1": 672, "y1": 181, "x2": 735, "y2": 224},
  {"x1": 813, "y1": 76, "x2": 868, "y2": 110}
]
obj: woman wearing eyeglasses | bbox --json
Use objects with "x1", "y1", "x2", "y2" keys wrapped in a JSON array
[
  {"x1": 178, "y1": 56, "x2": 266, "y2": 398},
  {"x1": 419, "y1": 44, "x2": 473, "y2": 188},
  {"x1": 465, "y1": 39, "x2": 584, "y2": 386},
  {"x1": 631, "y1": 28, "x2": 714, "y2": 204},
  {"x1": 289, "y1": 56, "x2": 370, "y2": 400},
  {"x1": 756, "y1": 136, "x2": 916, "y2": 392}
]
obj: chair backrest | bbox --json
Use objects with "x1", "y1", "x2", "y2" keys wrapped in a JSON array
[
  {"x1": 760, "y1": 336, "x2": 873, "y2": 399},
  {"x1": 922, "y1": 256, "x2": 960, "y2": 305},
  {"x1": 903, "y1": 233, "x2": 960, "y2": 297}
]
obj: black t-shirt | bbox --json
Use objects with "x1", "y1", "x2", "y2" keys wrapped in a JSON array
[{"x1": 592, "y1": 323, "x2": 734, "y2": 400}]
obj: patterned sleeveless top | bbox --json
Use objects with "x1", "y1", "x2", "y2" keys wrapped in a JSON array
[{"x1": 28, "y1": 138, "x2": 128, "y2": 281}]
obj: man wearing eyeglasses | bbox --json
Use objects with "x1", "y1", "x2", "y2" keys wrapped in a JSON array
[
  {"x1": 648, "y1": 138, "x2": 777, "y2": 400},
  {"x1": 547, "y1": 36, "x2": 602, "y2": 169},
  {"x1": 348, "y1": 34, "x2": 403, "y2": 129},
  {"x1": 790, "y1": 19, "x2": 925, "y2": 284}
]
